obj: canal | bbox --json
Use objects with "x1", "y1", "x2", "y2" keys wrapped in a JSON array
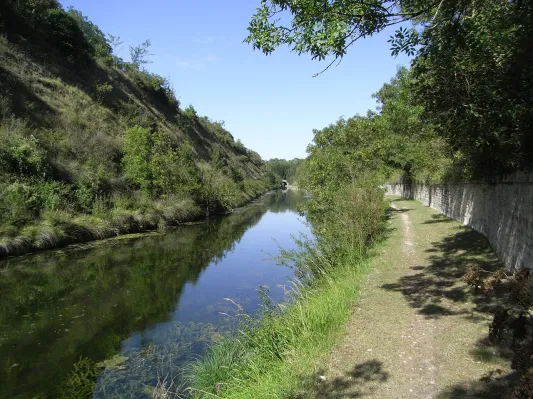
[{"x1": 0, "y1": 190, "x2": 309, "y2": 398}]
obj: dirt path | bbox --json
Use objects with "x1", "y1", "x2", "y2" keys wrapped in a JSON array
[{"x1": 309, "y1": 198, "x2": 512, "y2": 398}]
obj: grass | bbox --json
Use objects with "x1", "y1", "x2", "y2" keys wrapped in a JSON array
[
  {"x1": 0, "y1": 186, "x2": 276, "y2": 259},
  {"x1": 186, "y1": 339, "x2": 248, "y2": 396},
  {"x1": 0, "y1": 197, "x2": 203, "y2": 258},
  {"x1": 184, "y1": 195, "x2": 519, "y2": 399},
  {"x1": 184, "y1": 233, "x2": 382, "y2": 398},
  {"x1": 309, "y1": 198, "x2": 513, "y2": 399},
  {"x1": 182, "y1": 184, "x2": 386, "y2": 398}
]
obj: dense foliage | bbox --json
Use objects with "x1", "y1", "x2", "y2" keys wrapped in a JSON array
[
  {"x1": 0, "y1": 1, "x2": 274, "y2": 256},
  {"x1": 187, "y1": 163, "x2": 387, "y2": 399},
  {"x1": 264, "y1": 158, "x2": 304, "y2": 186},
  {"x1": 413, "y1": 0, "x2": 533, "y2": 178},
  {"x1": 297, "y1": 67, "x2": 449, "y2": 237},
  {"x1": 247, "y1": 0, "x2": 533, "y2": 179}
]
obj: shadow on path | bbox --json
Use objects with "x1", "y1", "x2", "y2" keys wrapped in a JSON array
[
  {"x1": 290, "y1": 360, "x2": 389, "y2": 399},
  {"x1": 381, "y1": 212, "x2": 515, "y2": 397},
  {"x1": 423, "y1": 214, "x2": 455, "y2": 224},
  {"x1": 435, "y1": 369, "x2": 516, "y2": 399},
  {"x1": 381, "y1": 226, "x2": 506, "y2": 319}
]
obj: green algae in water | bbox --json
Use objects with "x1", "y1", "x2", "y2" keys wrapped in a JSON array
[{"x1": 96, "y1": 355, "x2": 129, "y2": 370}]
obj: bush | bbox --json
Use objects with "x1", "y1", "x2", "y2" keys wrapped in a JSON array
[
  {"x1": 122, "y1": 125, "x2": 153, "y2": 192},
  {"x1": 0, "y1": 182, "x2": 42, "y2": 226},
  {"x1": 150, "y1": 137, "x2": 198, "y2": 196},
  {"x1": 186, "y1": 182, "x2": 386, "y2": 398},
  {"x1": 0, "y1": 3, "x2": 270, "y2": 258},
  {"x1": 40, "y1": 8, "x2": 90, "y2": 60},
  {"x1": 194, "y1": 163, "x2": 238, "y2": 216},
  {"x1": 183, "y1": 105, "x2": 198, "y2": 119},
  {"x1": 38, "y1": 181, "x2": 72, "y2": 212},
  {"x1": 95, "y1": 82, "x2": 113, "y2": 103},
  {"x1": 0, "y1": 124, "x2": 47, "y2": 179}
]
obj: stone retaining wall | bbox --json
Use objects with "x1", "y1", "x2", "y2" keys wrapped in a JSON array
[{"x1": 386, "y1": 172, "x2": 533, "y2": 271}]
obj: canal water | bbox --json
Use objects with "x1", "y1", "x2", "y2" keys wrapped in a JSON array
[{"x1": 0, "y1": 190, "x2": 309, "y2": 398}]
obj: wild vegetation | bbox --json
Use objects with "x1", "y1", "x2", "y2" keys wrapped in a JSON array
[
  {"x1": 184, "y1": 66, "x2": 431, "y2": 399},
  {"x1": 186, "y1": 1, "x2": 533, "y2": 397},
  {"x1": 186, "y1": 180, "x2": 386, "y2": 398},
  {"x1": 464, "y1": 266, "x2": 533, "y2": 398},
  {"x1": 2, "y1": 0, "x2": 531, "y2": 397},
  {"x1": 264, "y1": 158, "x2": 304, "y2": 186},
  {"x1": 0, "y1": 0, "x2": 275, "y2": 257}
]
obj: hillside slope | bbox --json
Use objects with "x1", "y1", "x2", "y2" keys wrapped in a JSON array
[{"x1": 0, "y1": 1, "x2": 274, "y2": 257}]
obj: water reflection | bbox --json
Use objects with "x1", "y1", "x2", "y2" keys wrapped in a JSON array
[{"x1": 0, "y1": 190, "x2": 308, "y2": 398}]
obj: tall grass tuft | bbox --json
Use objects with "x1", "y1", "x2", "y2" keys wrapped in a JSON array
[{"x1": 185, "y1": 339, "x2": 247, "y2": 397}]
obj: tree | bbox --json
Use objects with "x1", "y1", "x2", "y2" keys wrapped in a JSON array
[
  {"x1": 107, "y1": 34, "x2": 124, "y2": 68},
  {"x1": 122, "y1": 125, "x2": 153, "y2": 192},
  {"x1": 265, "y1": 158, "x2": 303, "y2": 184},
  {"x1": 107, "y1": 34, "x2": 124, "y2": 54},
  {"x1": 67, "y1": 7, "x2": 111, "y2": 57},
  {"x1": 247, "y1": 0, "x2": 533, "y2": 178},
  {"x1": 245, "y1": 0, "x2": 451, "y2": 75},
  {"x1": 130, "y1": 39, "x2": 152, "y2": 70},
  {"x1": 411, "y1": 0, "x2": 533, "y2": 178},
  {"x1": 194, "y1": 163, "x2": 238, "y2": 217}
]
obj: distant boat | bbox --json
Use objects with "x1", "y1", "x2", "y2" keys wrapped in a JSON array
[{"x1": 281, "y1": 179, "x2": 288, "y2": 189}]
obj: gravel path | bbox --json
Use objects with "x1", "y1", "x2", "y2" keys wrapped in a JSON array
[{"x1": 310, "y1": 199, "x2": 512, "y2": 398}]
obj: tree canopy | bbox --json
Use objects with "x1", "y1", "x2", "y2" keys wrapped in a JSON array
[
  {"x1": 247, "y1": 0, "x2": 533, "y2": 178},
  {"x1": 246, "y1": 0, "x2": 453, "y2": 72}
]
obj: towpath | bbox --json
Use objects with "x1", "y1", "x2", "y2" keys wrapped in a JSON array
[{"x1": 304, "y1": 198, "x2": 513, "y2": 398}]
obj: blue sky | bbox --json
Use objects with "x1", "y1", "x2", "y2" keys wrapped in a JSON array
[{"x1": 60, "y1": 0, "x2": 411, "y2": 160}]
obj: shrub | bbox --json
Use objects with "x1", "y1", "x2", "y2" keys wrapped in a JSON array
[
  {"x1": 233, "y1": 139, "x2": 247, "y2": 155},
  {"x1": 122, "y1": 125, "x2": 153, "y2": 192},
  {"x1": 40, "y1": 8, "x2": 90, "y2": 60},
  {"x1": 0, "y1": 125, "x2": 47, "y2": 179},
  {"x1": 184, "y1": 105, "x2": 198, "y2": 119},
  {"x1": 185, "y1": 181, "x2": 386, "y2": 397},
  {"x1": 95, "y1": 82, "x2": 113, "y2": 103},
  {"x1": 194, "y1": 163, "x2": 238, "y2": 216},
  {"x1": 91, "y1": 195, "x2": 111, "y2": 219},
  {"x1": 38, "y1": 181, "x2": 72, "y2": 212},
  {"x1": 67, "y1": 7, "x2": 111, "y2": 58},
  {"x1": 0, "y1": 182, "x2": 42, "y2": 226},
  {"x1": 74, "y1": 184, "x2": 95, "y2": 213},
  {"x1": 150, "y1": 137, "x2": 198, "y2": 196}
]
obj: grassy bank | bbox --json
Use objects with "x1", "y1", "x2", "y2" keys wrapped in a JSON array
[
  {"x1": 0, "y1": 187, "x2": 270, "y2": 259},
  {"x1": 186, "y1": 253, "x2": 376, "y2": 398},
  {"x1": 185, "y1": 183, "x2": 386, "y2": 398},
  {"x1": 0, "y1": 3, "x2": 280, "y2": 259}
]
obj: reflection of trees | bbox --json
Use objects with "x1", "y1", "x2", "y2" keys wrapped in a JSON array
[
  {"x1": 262, "y1": 190, "x2": 307, "y2": 214},
  {"x1": 0, "y1": 202, "x2": 269, "y2": 399}
]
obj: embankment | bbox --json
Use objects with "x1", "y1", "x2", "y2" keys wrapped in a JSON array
[{"x1": 0, "y1": 189, "x2": 271, "y2": 260}]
